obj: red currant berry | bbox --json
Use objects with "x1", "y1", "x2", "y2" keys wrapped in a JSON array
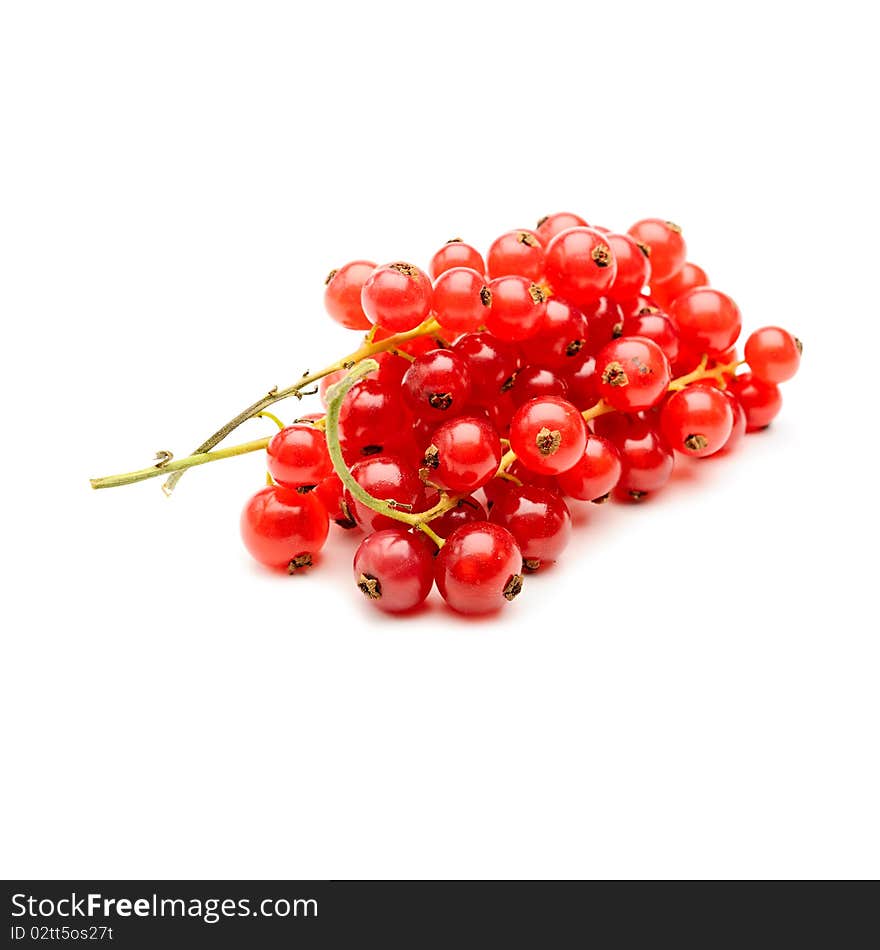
[
  {"x1": 453, "y1": 332, "x2": 521, "y2": 403},
  {"x1": 353, "y1": 529, "x2": 434, "y2": 613},
  {"x1": 582, "y1": 296, "x2": 624, "y2": 351},
  {"x1": 345, "y1": 455, "x2": 423, "y2": 533},
  {"x1": 314, "y1": 472, "x2": 358, "y2": 529},
  {"x1": 509, "y1": 396, "x2": 587, "y2": 475},
  {"x1": 626, "y1": 219, "x2": 686, "y2": 283},
  {"x1": 620, "y1": 309, "x2": 680, "y2": 364},
  {"x1": 434, "y1": 522, "x2": 523, "y2": 614},
  {"x1": 728, "y1": 373, "x2": 783, "y2": 431},
  {"x1": 719, "y1": 389, "x2": 747, "y2": 452},
  {"x1": 319, "y1": 369, "x2": 347, "y2": 408},
  {"x1": 324, "y1": 261, "x2": 376, "y2": 330},
  {"x1": 562, "y1": 350, "x2": 599, "y2": 409},
  {"x1": 544, "y1": 227, "x2": 617, "y2": 308},
  {"x1": 670, "y1": 287, "x2": 742, "y2": 356},
  {"x1": 402, "y1": 348, "x2": 472, "y2": 419},
  {"x1": 429, "y1": 239, "x2": 486, "y2": 280},
  {"x1": 526, "y1": 298, "x2": 589, "y2": 369},
  {"x1": 338, "y1": 378, "x2": 407, "y2": 459},
  {"x1": 429, "y1": 496, "x2": 487, "y2": 537},
  {"x1": 744, "y1": 326, "x2": 802, "y2": 384},
  {"x1": 266, "y1": 424, "x2": 332, "y2": 488},
  {"x1": 510, "y1": 365, "x2": 569, "y2": 408},
  {"x1": 489, "y1": 483, "x2": 571, "y2": 572},
  {"x1": 556, "y1": 434, "x2": 622, "y2": 501},
  {"x1": 660, "y1": 384, "x2": 734, "y2": 457},
  {"x1": 361, "y1": 262, "x2": 433, "y2": 332},
  {"x1": 651, "y1": 260, "x2": 708, "y2": 307},
  {"x1": 485, "y1": 275, "x2": 546, "y2": 342},
  {"x1": 487, "y1": 229, "x2": 545, "y2": 281},
  {"x1": 595, "y1": 336, "x2": 671, "y2": 412},
  {"x1": 605, "y1": 417, "x2": 674, "y2": 500},
  {"x1": 432, "y1": 267, "x2": 491, "y2": 334},
  {"x1": 423, "y1": 416, "x2": 502, "y2": 494},
  {"x1": 535, "y1": 211, "x2": 588, "y2": 246},
  {"x1": 607, "y1": 232, "x2": 651, "y2": 301},
  {"x1": 240, "y1": 486, "x2": 329, "y2": 571}
]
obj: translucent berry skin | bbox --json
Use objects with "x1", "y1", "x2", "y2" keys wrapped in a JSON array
[
  {"x1": 621, "y1": 310, "x2": 680, "y2": 364},
  {"x1": 266, "y1": 424, "x2": 332, "y2": 488},
  {"x1": 651, "y1": 260, "x2": 708, "y2": 307},
  {"x1": 344, "y1": 455, "x2": 423, "y2": 533},
  {"x1": 562, "y1": 351, "x2": 599, "y2": 409},
  {"x1": 728, "y1": 373, "x2": 783, "y2": 431},
  {"x1": 510, "y1": 366, "x2": 569, "y2": 408},
  {"x1": 509, "y1": 396, "x2": 587, "y2": 475},
  {"x1": 487, "y1": 229, "x2": 545, "y2": 281},
  {"x1": 526, "y1": 298, "x2": 589, "y2": 369},
  {"x1": 544, "y1": 227, "x2": 617, "y2": 309},
  {"x1": 582, "y1": 296, "x2": 624, "y2": 351},
  {"x1": 626, "y1": 219, "x2": 686, "y2": 283},
  {"x1": 361, "y1": 262, "x2": 433, "y2": 332},
  {"x1": 720, "y1": 389, "x2": 747, "y2": 452},
  {"x1": 670, "y1": 287, "x2": 742, "y2": 356},
  {"x1": 452, "y1": 332, "x2": 520, "y2": 403},
  {"x1": 744, "y1": 326, "x2": 802, "y2": 384},
  {"x1": 338, "y1": 378, "x2": 407, "y2": 460},
  {"x1": 595, "y1": 336, "x2": 672, "y2": 412},
  {"x1": 424, "y1": 416, "x2": 502, "y2": 494},
  {"x1": 324, "y1": 260, "x2": 376, "y2": 330},
  {"x1": 556, "y1": 434, "x2": 622, "y2": 501},
  {"x1": 660, "y1": 384, "x2": 734, "y2": 457},
  {"x1": 429, "y1": 240, "x2": 486, "y2": 280},
  {"x1": 429, "y1": 496, "x2": 487, "y2": 538},
  {"x1": 314, "y1": 472, "x2": 357, "y2": 528},
  {"x1": 353, "y1": 529, "x2": 434, "y2": 613},
  {"x1": 432, "y1": 267, "x2": 491, "y2": 335},
  {"x1": 402, "y1": 349, "x2": 472, "y2": 420},
  {"x1": 434, "y1": 522, "x2": 523, "y2": 615},
  {"x1": 535, "y1": 211, "x2": 588, "y2": 246},
  {"x1": 485, "y1": 275, "x2": 546, "y2": 342},
  {"x1": 607, "y1": 233, "x2": 651, "y2": 301},
  {"x1": 240, "y1": 486, "x2": 329, "y2": 570},
  {"x1": 489, "y1": 484, "x2": 571, "y2": 571},
  {"x1": 606, "y1": 418, "x2": 674, "y2": 499}
]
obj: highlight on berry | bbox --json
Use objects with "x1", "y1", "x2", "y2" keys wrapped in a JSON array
[{"x1": 90, "y1": 213, "x2": 802, "y2": 616}]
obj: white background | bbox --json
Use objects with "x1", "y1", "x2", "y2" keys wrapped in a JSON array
[{"x1": 1, "y1": 1, "x2": 877, "y2": 879}]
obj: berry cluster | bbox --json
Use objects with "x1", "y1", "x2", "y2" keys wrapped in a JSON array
[{"x1": 92, "y1": 213, "x2": 802, "y2": 616}]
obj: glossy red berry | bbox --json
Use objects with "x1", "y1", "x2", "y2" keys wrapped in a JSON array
[
  {"x1": 509, "y1": 396, "x2": 587, "y2": 475},
  {"x1": 526, "y1": 298, "x2": 589, "y2": 369},
  {"x1": 670, "y1": 287, "x2": 742, "y2": 356},
  {"x1": 432, "y1": 266, "x2": 491, "y2": 334},
  {"x1": 744, "y1": 327, "x2": 802, "y2": 384},
  {"x1": 429, "y1": 496, "x2": 487, "y2": 538},
  {"x1": 562, "y1": 351, "x2": 599, "y2": 409},
  {"x1": 582, "y1": 296, "x2": 624, "y2": 351},
  {"x1": 345, "y1": 455, "x2": 423, "y2": 533},
  {"x1": 338, "y1": 378, "x2": 407, "y2": 460},
  {"x1": 604, "y1": 417, "x2": 674, "y2": 500},
  {"x1": 556, "y1": 434, "x2": 622, "y2": 501},
  {"x1": 535, "y1": 211, "x2": 588, "y2": 246},
  {"x1": 660, "y1": 384, "x2": 734, "y2": 457},
  {"x1": 487, "y1": 229, "x2": 545, "y2": 281},
  {"x1": 485, "y1": 275, "x2": 546, "y2": 342},
  {"x1": 728, "y1": 373, "x2": 783, "y2": 431},
  {"x1": 719, "y1": 389, "x2": 747, "y2": 452},
  {"x1": 240, "y1": 486, "x2": 329, "y2": 571},
  {"x1": 423, "y1": 416, "x2": 502, "y2": 494},
  {"x1": 595, "y1": 336, "x2": 671, "y2": 412},
  {"x1": 651, "y1": 260, "x2": 708, "y2": 307},
  {"x1": 489, "y1": 484, "x2": 571, "y2": 572},
  {"x1": 429, "y1": 239, "x2": 485, "y2": 280},
  {"x1": 314, "y1": 472, "x2": 357, "y2": 528},
  {"x1": 626, "y1": 219, "x2": 686, "y2": 283},
  {"x1": 544, "y1": 227, "x2": 617, "y2": 308},
  {"x1": 402, "y1": 349, "x2": 472, "y2": 419},
  {"x1": 607, "y1": 232, "x2": 651, "y2": 301},
  {"x1": 452, "y1": 332, "x2": 520, "y2": 403},
  {"x1": 434, "y1": 522, "x2": 523, "y2": 614},
  {"x1": 620, "y1": 309, "x2": 680, "y2": 364},
  {"x1": 266, "y1": 424, "x2": 332, "y2": 488},
  {"x1": 361, "y1": 262, "x2": 433, "y2": 332},
  {"x1": 510, "y1": 366, "x2": 569, "y2": 408},
  {"x1": 353, "y1": 529, "x2": 434, "y2": 613},
  {"x1": 324, "y1": 261, "x2": 376, "y2": 330}
]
